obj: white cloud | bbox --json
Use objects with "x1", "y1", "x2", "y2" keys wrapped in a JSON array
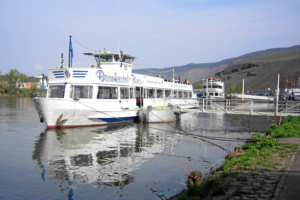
[{"x1": 33, "y1": 64, "x2": 44, "y2": 71}]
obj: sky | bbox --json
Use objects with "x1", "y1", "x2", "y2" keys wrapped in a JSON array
[{"x1": 0, "y1": 0, "x2": 299, "y2": 76}]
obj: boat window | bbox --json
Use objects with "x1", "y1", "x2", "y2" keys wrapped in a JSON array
[
  {"x1": 165, "y1": 90, "x2": 171, "y2": 98},
  {"x1": 120, "y1": 87, "x2": 129, "y2": 99},
  {"x1": 157, "y1": 89, "x2": 163, "y2": 98},
  {"x1": 147, "y1": 89, "x2": 155, "y2": 98},
  {"x1": 209, "y1": 93, "x2": 214, "y2": 96},
  {"x1": 72, "y1": 86, "x2": 92, "y2": 99},
  {"x1": 184, "y1": 91, "x2": 188, "y2": 98},
  {"x1": 173, "y1": 91, "x2": 177, "y2": 98},
  {"x1": 114, "y1": 55, "x2": 120, "y2": 62},
  {"x1": 48, "y1": 85, "x2": 65, "y2": 98},
  {"x1": 94, "y1": 56, "x2": 100, "y2": 63},
  {"x1": 130, "y1": 88, "x2": 135, "y2": 99},
  {"x1": 212, "y1": 85, "x2": 222, "y2": 89},
  {"x1": 122, "y1": 55, "x2": 134, "y2": 64},
  {"x1": 189, "y1": 92, "x2": 192, "y2": 97},
  {"x1": 97, "y1": 86, "x2": 118, "y2": 99},
  {"x1": 136, "y1": 87, "x2": 141, "y2": 98},
  {"x1": 215, "y1": 93, "x2": 218, "y2": 96},
  {"x1": 100, "y1": 55, "x2": 113, "y2": 62},
  {"x1": 89, "y1": 86, "x2": 93, "y2": 98},
  {"x1": 178, "y1": 91, "x2": 183, "y2": 98}
]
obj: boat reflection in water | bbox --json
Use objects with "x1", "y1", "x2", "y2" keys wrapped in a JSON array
[
  {"x1": 32, "y1": 122, "x2": 181, "y2": 189},
  {"x1": 31, "y1": 113, "x2": 265, "y2": 199}
]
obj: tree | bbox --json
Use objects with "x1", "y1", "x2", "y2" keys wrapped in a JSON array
[
  {"x1": 6, "y1": 69, "x2": 29, "y2": 95},
  {"x1": 195, "y1": 82, "x2": 202, "y2": 89},
  {"x1": 0, "y1": 70, "x2": 3, "y2": 93},
  {"x1": 29, "y1": 82, "x2": 38, "y2": 97},
  {"x1": 230, "y1": 85, "x2": 236, "y2": 93}
]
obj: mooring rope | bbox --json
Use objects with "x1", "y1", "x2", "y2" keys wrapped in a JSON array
[{"x1": 76, "y1": 101, "x2": 259, "y2": 144}]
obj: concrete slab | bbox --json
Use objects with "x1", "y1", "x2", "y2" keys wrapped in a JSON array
[
  {"x1": 277, "y1": 137, "x2": 300, "y2": 144},
  {"x1": 277, "y1": 148, "x2": 300, "y2": 200}
]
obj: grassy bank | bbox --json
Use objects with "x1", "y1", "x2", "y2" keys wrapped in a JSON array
[
  {"x1": 176, "y1": 116, "x2": 300, "y2": 200},
  {"x1": 0, "y1": 89, "x2": 47, "y2": 97}
]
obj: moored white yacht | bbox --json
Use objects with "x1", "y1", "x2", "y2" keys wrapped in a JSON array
[
  {"x1": 201, "y1": 78, "x2": 225, "y2": 100},
  {"x1": 33, "y1": 48, "x2": 197, "y2": 128}
]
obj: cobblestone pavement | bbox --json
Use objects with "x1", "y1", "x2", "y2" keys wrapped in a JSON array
[{"x1": 211, "y1": 171, "x2": 281, "y2": 200}]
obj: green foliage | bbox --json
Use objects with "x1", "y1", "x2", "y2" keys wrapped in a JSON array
[
  {"x1": 29, "y1": 82, "x2": 38, "y2": 97},
  {"x1": 229, "y1": 85, "x2": 236, "y2": 93},
  {"x1": 195, "y1": 82, "x2": 202, "y2": 89},
  {"x1": 5, "y1": 69, "x2": 29, "y2": 95},
  {"x1": 267, "y1": 116, "x2": 300, "y2": 138},
  {"x1": 251, "y1": 134, "x2": 264, "y2": 139},
  {"x1": 178, "y1": 174, "x2": 229, "y2": 200},
  {"x1": 18, "y1": 88, "x2": 43, "y2": 97}
]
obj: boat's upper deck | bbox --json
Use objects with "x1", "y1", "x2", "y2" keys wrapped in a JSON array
[
  {"x1": 48, "y1": 67, "x2": 194, "y2": 91},
  {"x1": 83, "y1": 51, "x2": 136, "y2": 74},
  {"x1": 202, "y1": 78, "x2": 224, "y2": 87},
  {"x1": 48, "y1": 50, "x2": 194, "y2": 91}
]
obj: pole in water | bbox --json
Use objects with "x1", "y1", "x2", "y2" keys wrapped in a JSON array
[
  {"x1": 242, "y1": 79, "x2": 244, "y2": 100},
  {"x1": 42, "y1": 73, "x2": 44, "y2": 92},
  {"x1": 276, "y1": 74, "x2": 280, "y2": 114}
]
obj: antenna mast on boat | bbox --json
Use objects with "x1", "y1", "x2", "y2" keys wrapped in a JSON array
[{"x1": 61, "y1": 53, "x2": 63, "y2": 68}]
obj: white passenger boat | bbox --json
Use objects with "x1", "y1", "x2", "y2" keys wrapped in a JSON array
[
  {"x1": 33, "y1": 50, "x2": 197, "y2": 128},
  {"x1": 201, "y1": 78, "x2": 225, "y2": 100}
]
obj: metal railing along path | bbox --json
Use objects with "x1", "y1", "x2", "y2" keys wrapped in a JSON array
[{"x1": 194, "y1": 99, "x2": 300, "y2": 116}]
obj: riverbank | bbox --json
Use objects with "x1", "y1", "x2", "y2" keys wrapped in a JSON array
[
  {"x1": 0, "y1": 88, "x2": 46, "y2": 97},
  {"x1": 175, "y1": 116, "x2": 300, "y2": 200}
]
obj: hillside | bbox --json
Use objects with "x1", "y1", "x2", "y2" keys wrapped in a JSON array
[
  {"x1": 213, "y1": 48, "x2": 300, "y2": 93},
  {"x1": 133, "y1": 45, "x2": 300, "y2": 84}
]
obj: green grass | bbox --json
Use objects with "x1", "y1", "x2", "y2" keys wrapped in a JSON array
[{"x1": 267, "y1": 116, "x2": 300, "y2": 138}]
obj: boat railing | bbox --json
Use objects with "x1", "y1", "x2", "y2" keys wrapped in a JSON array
[{"x1": 197, "y1": 99, "x2": 300, "y2": 116}]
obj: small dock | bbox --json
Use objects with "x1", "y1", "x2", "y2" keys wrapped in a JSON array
[{"x1": 138, "y1": 105, "x2": 181, "y2": 123}]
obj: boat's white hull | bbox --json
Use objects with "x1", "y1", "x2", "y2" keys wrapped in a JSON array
[
  {"x1": 33, "y1": 98, "x2": 198, "y2": 128},
  {"x1": 33, "y1": 98, "x2": 138, "y2": 128}
]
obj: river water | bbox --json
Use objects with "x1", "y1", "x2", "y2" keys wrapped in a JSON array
[{"x1": 0, "y1": 97, "x2": 279, "y2": 199}]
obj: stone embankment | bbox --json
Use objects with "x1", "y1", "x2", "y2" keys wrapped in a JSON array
[
  {"x1": 173, "y1": 116, "x2": 300, "y2": 200},
  {"x1": 211, "y1": 139, "x2": 299, "y2": 200},
  {"x1": 175, "y1": 138, "x2": 300, "y2": 200}
]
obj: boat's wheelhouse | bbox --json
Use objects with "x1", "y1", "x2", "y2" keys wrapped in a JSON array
[{"x1": 84, "y1": 51, "x2": 136, "y2": 74}]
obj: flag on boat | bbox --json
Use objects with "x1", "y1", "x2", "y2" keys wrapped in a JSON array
[{"x1": 70, "y1": 39, "x2": 74, "y2": 68}]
